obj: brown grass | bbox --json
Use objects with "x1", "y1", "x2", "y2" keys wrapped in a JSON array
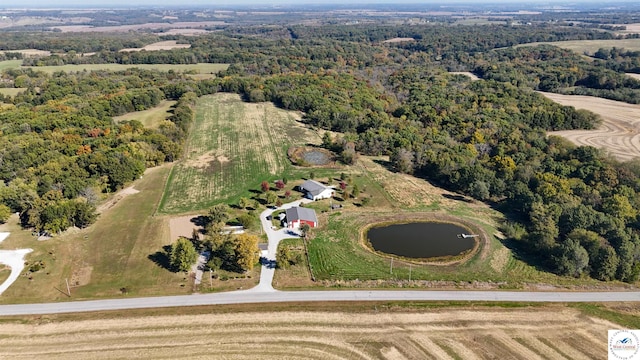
[
  {"x1": 119, "y1": 40, "x2": 191, "y2": 52},
  {"x1": 382, "y1": 37, "x2": 415, "y2": 43},
  {"x1": 542, "y1": 91, "x2": 640, "y2": 161},
  {"x1": 0, "y1": 306, "x2": 615, "y2": 359}
]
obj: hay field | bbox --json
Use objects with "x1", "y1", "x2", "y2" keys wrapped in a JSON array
[
  {"x1": 159, "y1": 93, "x2": 318, "y2": 214},
  {"x1": 119, "y1": 40, "x2": 191, "y2": 52},
  {"x1": 113, "y1": 100, "x2": 176, "y2": 129},
  {"x1": 20, "y1": 63, "x2": 228, "y2": 74},
  {"x1": 0, "y1": 88, "x2": 26, "y2": 97},
  {"x1": 516, "y1": 38, "x2": 640, "y2": 54},
  {"x1": 542, "y1": 92, "x2": 640, "y2": 161},
  {"x1": 0, "y1": 307, "x2": 614, "y2": 359}
]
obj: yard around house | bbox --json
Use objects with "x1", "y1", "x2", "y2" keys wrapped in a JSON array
[{"x1": 158, "y1": 93, "x2": 321, "y2": 214}]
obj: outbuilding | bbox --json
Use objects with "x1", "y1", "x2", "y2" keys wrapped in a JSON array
[
  {"x1": 300, "y1": 179, "x2": 334, "y2": 201},
  {"x1": 285, "y1": 206, "x2": 318, "y2": 229}
]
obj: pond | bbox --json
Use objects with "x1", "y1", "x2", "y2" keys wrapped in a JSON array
[
  {"x1": 367, "y1": 222, "x2": 475, "y2": 259},
  {"x1": 302, "y1": 150, "x2": 330, "y2": 165}
]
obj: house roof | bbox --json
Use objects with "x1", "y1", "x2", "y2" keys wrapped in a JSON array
[
  {"x1": 285, "y1": 206, "x2": 318, "y2": 224},
  {"x1": 300, "y1": 179, "x2": 330, "y2": 197}
]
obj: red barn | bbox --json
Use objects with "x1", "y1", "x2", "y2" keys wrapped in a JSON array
[{"x1": 285, "y1": 207, "x2": 318, "y2": 229}]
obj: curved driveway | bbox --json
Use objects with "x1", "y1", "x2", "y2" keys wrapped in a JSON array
[{"x1": 1, "y1": 198, "x2": 639, "y2": 316}]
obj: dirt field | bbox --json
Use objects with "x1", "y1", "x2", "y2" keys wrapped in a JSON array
[
  {"x1": 0, "y1": 306, "x2": 614, "y2": 359},
  {"x1": 119, "y1": 40, "x2": 191, "y2": 52},
  {"x1": 542, "y1": 92, "x2": 640, "y2": 161},
  {"x1": 169, "y1": 215, "x2": 203, "y2": 241}
]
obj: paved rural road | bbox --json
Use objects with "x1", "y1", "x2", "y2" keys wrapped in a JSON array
[{"x1": 1, "y1": 289, "x2": 639, "y2": 316}]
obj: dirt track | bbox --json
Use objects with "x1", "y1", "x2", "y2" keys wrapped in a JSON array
[
  {"x1": 542, "y1": 92, "x2": 640, "y2": 161},
  {"x1": 0, "y1": 307, "x2": 612, "y2": 359}
]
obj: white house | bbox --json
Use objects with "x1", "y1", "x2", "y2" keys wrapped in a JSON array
[
  {"x1": 300, "y1": 179, "x2": 334, "y2": 201},
  {"x1": 285, "y1": 207, "x2": 318, "y2": 229}
]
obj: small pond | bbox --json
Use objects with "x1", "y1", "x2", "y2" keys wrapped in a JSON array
[
  {"x1": 302, "y1": 150, "x2": 330, "y2": 165},
  {"x1": 367, "y1": 222, "x2": 475, "y2": 259}
]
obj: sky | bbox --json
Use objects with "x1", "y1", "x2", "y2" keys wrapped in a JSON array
[{"x1": 1, "y1": 0, "x2": 629, "y2": 8}]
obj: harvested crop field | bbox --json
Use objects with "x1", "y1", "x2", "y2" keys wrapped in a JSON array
[
  {"x1": 120, "y1": 40, "x2": 191, "y2": 52},
  {"x1": 542, "y1": 92, "x2": 640, "y2": 161},
  {"x1": 159, "y1": 93, "x2": 318, "y2": 213},
  {"x1": 0, "y1": 306, "x2": 614, "y2": 359}
]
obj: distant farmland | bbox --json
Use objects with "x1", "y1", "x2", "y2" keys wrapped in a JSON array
[
  {"x1": 0, "y1": 60, "x2": 228, "y2": 74},
  {"x1": 516, "y1": 38, "x2": 640, "y2": 54}
]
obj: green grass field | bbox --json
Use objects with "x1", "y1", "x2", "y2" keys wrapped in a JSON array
[
  {"x1": 300, "y1": 210, "x2": 607, "y2": 288},
  {"x1": 158, "y1": 93, "x2": 320, "y2": 214},
  {"x1": 515, "y1": 38, "x2": 640, "y2": 54},
  {"x1": 0, "y1": 60, "x2": 22, "y2": 71},
  {"x1": 0, "y1": 165, "x2": 199, "y2": 303},
  {"x1": 113, "y1": 100, "x2": 176, "y2": 128},
  {"x1": 0, "y1": 88, "x2": 26, "y2": 97},
  {"x1": 0, "y1": 61, "x2": 228, "y2": 74}
]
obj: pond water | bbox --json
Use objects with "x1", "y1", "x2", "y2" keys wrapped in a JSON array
[
  {"x1": 367, "y1": 222, "x2": 475, "y2": 259},
  {"x1": 302, "y1": 150, "x2": 330, "y2": 165}
]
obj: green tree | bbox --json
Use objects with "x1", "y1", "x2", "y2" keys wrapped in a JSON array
[
  {"x1": 300, "y1": 223, "x2": 311, "y2": 239},
  {"x1": 352, "y1": 184, "x2": 360, "y2": 198},
  {"x1": 592, "y1": 246, "x2": 620, "y2": 281},
  {"x1": 237, "y1": 212, "x2": 257, "y2": 230},
  {"x1": 555, "y1": 238, "x2": 589, "y2": 277},
  {"x1": 0, "y1": 204, "x2": 11, "y2": 224},
  {"x1": 265, "y1": 191, "x2": 278, "y2": 205},
  {"x1": 234, "y1": 233, "x2": 259, "y2": 272},
  {"x1": 170, "y1": 237, "x2": 198, "y2": 272},
  {"x1": 276, "y1": 246, "x2": 292, "y2": 269},
  {"x1": 208, "y1": 204, "x2": 229, "y2": 226},
  {"x1": 238, "y1": 197, "x2": 250, "y2": 210}
]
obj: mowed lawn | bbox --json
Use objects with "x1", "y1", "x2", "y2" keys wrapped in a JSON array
[
  {"x1": 159, "y1": 93, "x2": 319, "y2": 214},
  {"x1": 113, "y1": 100, "x2": 176, "y2": 128},
  {"x1": 0, "y1": 165, "x2": 196, "y2": 303}
]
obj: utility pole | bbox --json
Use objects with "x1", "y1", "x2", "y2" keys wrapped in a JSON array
[
  {"x1": 409, "y1": 264, "x2": 412, "y2": 282},
  {"x1": 65, "y1": 278, "x2": 71, "y2": 297},
  {"x1": 390, "y1": 258, "x2": 393, "y2": 274}
]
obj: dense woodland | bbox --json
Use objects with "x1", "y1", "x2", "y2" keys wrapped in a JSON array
[{"x1": 1, "y1": 19, "x2": 640, "y2": 282}]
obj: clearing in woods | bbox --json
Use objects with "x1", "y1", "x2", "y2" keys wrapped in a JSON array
[
  {"x1": 0, "y1": 306, "x2": 619, "y2": 359},
  {"x1": 515, "y1": 38, "x2": 640, "y2": 54},
  {"x1": 542, "y1": 91, "x2": 640, "y2": 161},
  {"x1": 0, "y1": 61, "x2": 228, "y2": 74},
  {"x1": 112, "y1": 100, "x2": 176, "y2": 129},
  {"x1": 159, "y1": 93, "x2": 319, "y2": 214}
]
